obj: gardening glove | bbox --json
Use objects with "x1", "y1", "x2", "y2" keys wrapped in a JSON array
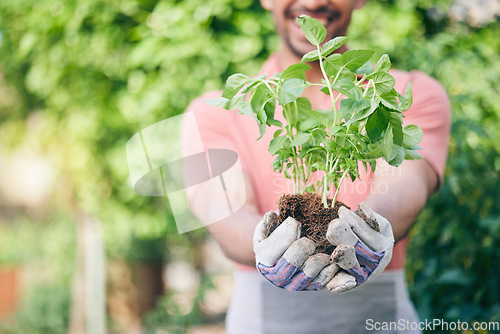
[
  {"x1": 253, "y1": 211, "x2": 339, "y2": 291},
  {"x1": 325, "y1": 203, "x2": 394, "y2": 293}
]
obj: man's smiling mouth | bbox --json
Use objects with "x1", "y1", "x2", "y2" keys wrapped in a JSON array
[{"x1": 286, "y1": 7, "x2": 341, "y2": 29}]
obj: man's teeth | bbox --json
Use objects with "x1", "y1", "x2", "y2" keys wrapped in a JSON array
[
  {"x1": 295, "y1": 16, "x2": 329, "y2": 27},
  {"x1": 315, "y1": 18, "x2": 329, "y2": 26}
]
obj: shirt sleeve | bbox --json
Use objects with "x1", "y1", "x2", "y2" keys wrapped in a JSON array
[
  {"x1": 398, "y1": 70, "x2": 452, "y2": 187},
  {"x1": 182, "y1": 91, "x2": 238, "y2": 155}
]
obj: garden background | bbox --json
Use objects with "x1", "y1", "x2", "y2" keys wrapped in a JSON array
[{"x1": 0, "y1": 0, "x2": 499, "y2": 333}]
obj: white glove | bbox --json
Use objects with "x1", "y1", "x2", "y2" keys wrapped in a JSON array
[
  {"x1": 325, "y1": 203, "x2": 394, "y2": 293},
  {"x1": 253, "y1": 211, "x2": 339, "y2": 291}
]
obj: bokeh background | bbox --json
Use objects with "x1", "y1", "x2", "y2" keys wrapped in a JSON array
[{"x1": 0, "y1": 0, "x2": 499, "y2": 333}]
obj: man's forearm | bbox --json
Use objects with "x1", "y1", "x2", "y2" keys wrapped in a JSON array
[
  {"x1": 207, "y1": 204, "x2": 261, "y2": 266},
  {"x1": 365, "y1": 181, "x2": 428, "y2": 242},
  {"x1": 187, "y1": 173, "x2": 261, "y2": 266},
  {"x1": 365, "y1": 159, "x2": 438, "y2": 242}
]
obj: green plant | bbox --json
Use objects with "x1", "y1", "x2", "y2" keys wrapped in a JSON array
[{"x1": 208, "y1": 15, "x2": 423, "y2": 207}]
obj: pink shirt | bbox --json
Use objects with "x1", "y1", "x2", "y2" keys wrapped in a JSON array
[{"x1": 184, "y1": 53, "x2": 451, "y2": 271}]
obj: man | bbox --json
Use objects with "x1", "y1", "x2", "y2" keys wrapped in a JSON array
[{"x1": 182, "y1": 0, "x2": 450, "y2": 332}]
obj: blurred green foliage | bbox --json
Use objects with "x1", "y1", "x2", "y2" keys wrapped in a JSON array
[
  {"x1": 1, "y1": 0, "x2": 499, "y2": 332},
  {"x1": 0, "y1": 0, "x2": 274, "y2": 259},
  {"x1": 348, "y1": 1, "x2": 500, "y2": 327},
  {"x1": 0, "y1": 217, "x2": 75, "y2": 333},
  {"x1": 0, "y1": 284, "x2": 72, "y2": 334}
]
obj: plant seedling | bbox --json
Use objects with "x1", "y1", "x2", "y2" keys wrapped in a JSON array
[{"x1": 206, "y1": 15, "x2": 423, "y2": 252}]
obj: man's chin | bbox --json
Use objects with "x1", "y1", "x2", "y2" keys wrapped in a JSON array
[{"x1": 286, "y1": 38, "x2": 317, "y2": 60}]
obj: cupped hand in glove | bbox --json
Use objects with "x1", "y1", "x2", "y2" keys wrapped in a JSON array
[
  {"x1": 253, "y1": 211, "x2": 339, "y2": 291},
  {"x1": 325, "y1": 203, "x2": 394, "y2": 293}
]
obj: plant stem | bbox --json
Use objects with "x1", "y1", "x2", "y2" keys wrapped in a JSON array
[
  {"x1": 322, "y1": 151, "x2": 330, "y2": 207},
  {"x1": 291, "y1": 147, "x2": 300, "y2": 194},
  {"x1": 363, "y1": 79, "x2": 374, "y2": 98},
  {"x1": 260, "y1": 79, "x2": 278, "y2": 99},
  {"x1": 303, "y1": 155, "x2": 312, "y2": 192},
  {"x1": 322, "y1": 155, "x2": 339, "y2": 208},
  {"x1": 317, "y1": 45, "x2": 337, "y2": 125},
  {"x1": 332, "y1": 167, "x2": 349, "y2": 207},
  {"x1": 299, "y1": 153, "x2": 308, "y2": 193}
]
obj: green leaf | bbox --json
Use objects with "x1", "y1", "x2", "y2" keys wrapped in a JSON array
[
  {"x1": 371, "y1": 72, "x2": 395, "y2": 94},
  {"x1": 403, "y1": 82, "x2": 413, "y2": 111},
  {"x1": 295, "y1": 96, "x2": 312, "y2": 116},
  {"x1": 273, "y1": 129, "x2": 283, "y2": 139},
  {"x1": 283, "y1": 165, "x2": 291, "y2": 179},
  {"x1": 389, "y1": 112, "x2": 403, "y2": 146},
  {"x1": 283, "y1": 104, "x2": 298, "y2": 127},
  {"x1": 298, "y1": 144, "x2": 309, "y2": 159},
  {"x1": 342, "y1": 50, "x2": 375, "y2": 72},
  {"x1": 389, "y1": 145, "x2": 405, "y2": 166},
  {"x1": 307, "y1": 109, "x2": 330, "y2": 127},
  {"x1": 403, "y1": 124, "x2": 423, "y2": 147},
  {"x1": 374, "y1": 54, "x2": 391, "y2": 73},
  {"x1": 222, "y1": 73, "x2": 250, "y2": 99},
  {"x1": 364, "y1": 143, "x2": 382, "y2": 158},
  {"x1": 323, "y1": 138, "x2": 337, "y2": 152},
  {"x1": 355, "y1": 61, "x2": 373, "y2": 75},
  {"x1": 267, "y1": 119, "x2": 283, "y2": 128},
  {"x1": 204, "y1": 97, "x2": 230, "y2": 109},
  {"x1": 366, "y1": 106, "x2": 390, "y2": 142},
  {"x1": 321, "y1": 36, "x2": 348, "y2": 57},
  {"x1": 340, "y1": 97, "x2": 370, "y2": 121},
  {"x1": 250, "y1": 84, "x2": 268, "y2": 115},
  {"x1": 324, "y1": 53, "x2": 342, "y2": 77},
  {"x1": 301, "y1": 49, "x2": 320, "y2": 63},
  {"x1": 279, "y1": 78, "x2": 306, "y2": 105},
  {"x1": 348, "y1": 87, "x2": 363, "y2": 100},
  {"x1": 312, "y1": 161, "x2": 326, "y2": 172},
  {"x1": 362, "y1": 160, "x2": 368, "y2": 173},
  {"x1": 312, "y1": 128, "x2": 327, "y2": 141},
  {"x1": 330, "y1": 125, "x2": 343, "y2": 136},
  {"x1": 256, "y1": 109, "x2": 267, "y2": 138},
  {"x1": 405, "y1": 149, "x2": 424, "y2": 160},
  {"x1": 346, "y1": 99, "x2": 379, "y2": 125},
  {"x1": 269, "y1": 135, "x2": 288, "y2": 155},
  {"x1": 296, "y1": 15, "x2": 326, "y2": 46},
  {"x1": 345, "y1": 157, "x2": 357, "y2": 169},
  {"x1": 237, "y1": 100, "x2": 254, "y2": 117},
  {"x1": 258, "y1": 122, "x2": 266, "y2": 139},
  {"x1": 264, "y1": 99, "x2": 282, "y2": 127},
  {"x1": 240, "y1": 79, "x2": 260, "y2": 94},
  {"x1": 256, "y1": 105, "x2": 267, "y2": 122},
  {"x1": 380, "y1": 92, "x2": 400, "y2": 111},
  {"x1": 282, "y1": 63, "x2": 311, "y2": 81},
  {"x1": 299, "y1": 119, "x2": 320, "y2": 131},
  {"x1": 290, "y1": 132, "x2": 312, "y2": 146},
  {"x1": 333, "y1": 78, "x2": 356, "y2": 98},
  {"x1": 382, "y1": 127, "x2": 394, "y2": 161}
]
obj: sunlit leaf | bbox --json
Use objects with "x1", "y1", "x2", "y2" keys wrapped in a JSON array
[
  {"x1": 279, "y1": 79, "x2": 306, "y2": 105},
  {"x1": 222, "y1": 73, "x2": 250, "y2": 99},
  {"x1": 296, "y1": 15, "x2": 327, "y2": 46}
]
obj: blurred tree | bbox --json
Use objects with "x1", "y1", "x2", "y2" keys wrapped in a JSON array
[
  {"x1": 0, "y1": 0, "x2": 276, "y2": 257},
  {"x1": 0, "y1": 0, "x2": 275, "y2": 331}
]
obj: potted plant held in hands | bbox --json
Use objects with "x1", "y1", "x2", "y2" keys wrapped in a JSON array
[{"x1": 207, "y1": 15, "x2": 423, "y2": 290}]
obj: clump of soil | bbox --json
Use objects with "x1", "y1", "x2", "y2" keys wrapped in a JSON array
[{"x1": 277, "y1": 193, "x2": 349, "y2": 254}]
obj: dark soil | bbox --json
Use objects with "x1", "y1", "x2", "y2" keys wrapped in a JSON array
[{"x1": 276, "y1": 193, "x2": 349, "y2": 255}]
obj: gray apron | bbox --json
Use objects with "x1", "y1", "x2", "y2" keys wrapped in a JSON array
[{"x1": 226, "y1": 270, "x2": 420, "y2": 334}]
